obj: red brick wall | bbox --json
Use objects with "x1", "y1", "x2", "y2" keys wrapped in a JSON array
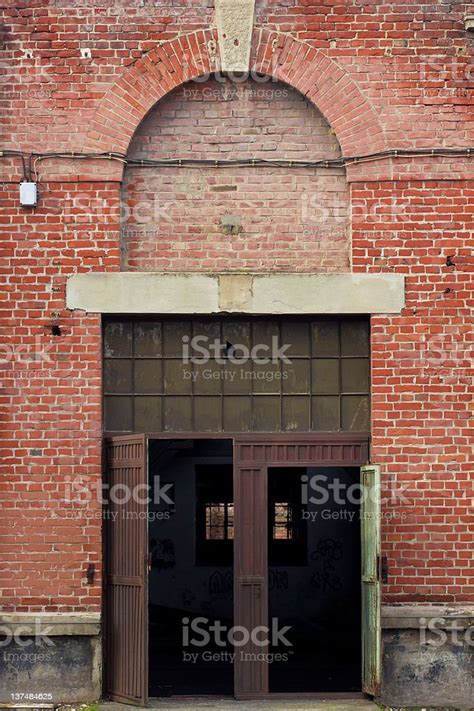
[
  {"x1": 123, "y1": 77, "x2": 349, "y2": 272},
  {"x1": 1, "y1": 1, "x2": 473, "y2": 611},
  {"x1": 353, "y1": 181, "x2": 473, "y2": 602},
  {"x1": 0, "y1": 184, "x2": 121, "y2": 612}
]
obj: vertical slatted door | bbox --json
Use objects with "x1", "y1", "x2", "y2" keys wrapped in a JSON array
[
  {"x1": 234, "y1": 463, "x2": 268, "y2": 699},
  {"x1": 361, "y1": 464, "x2": 381, "y2": 696},
  {"x1": 104, "y1": 435, "x2": 148, "y2": 705}
]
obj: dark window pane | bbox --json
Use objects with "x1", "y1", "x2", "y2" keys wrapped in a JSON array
[
  {"x1": 104, "y1": 396, "x2": 133, "y2": 432},
  {"x1": 163, "y1": 321, "x2": 190, "y2": 356},
  {"x1": 193, "y1": 320, "x2": 221, "y2": 341},
  {"x1": 194, "y1": 361, "x2": 222, "y2": 395},
  {"x1": 282, "y1": 396, "x2": 310, "y2": 432},
  {"x1": 194, "y1": 396, "x2": 222, "y2": 432},
  {"x1": 104, "y1": 322, "x2": 132, "y2": 357},
  {"x1": 191, "y1": 320, "x2": 222, "y2": 364},
  {"x1": 281, "y1": 321, "x2": 310, "y2": 356},
  {"x1": 222, "y1": 321, "x2": 251, "y2": 350},
  {"x1": 341, "y1": 358, "x2": 369, "y2": 393},
  {"x1": 134, "y1": 396, "x2": 161, "y2": 431},
  {"x1": 104, "y1": 360, "x2": 132, "y2": 393},
  {"x1": 223, "y1": 396, "x2": 251, "y2": 431},
  {"x1": 253, "y1": 362, "x2": 282, "y2": 394},
  {"x1": 252, "y1": 320, "x2": 280, "y2": 349},
  {"x1": 134, "y1": 322, "x2": 162, "y2": 357},
  {"x1": 282, "y1": 360, "x2": 310, "y2": 394},
  {"x1": 311, "y1": 359, "x2": 339, "y2": 394},
  {"x1": 311, "y1": 320, "x2": 339, "y2": 356},
  {"x1": 134, "y1": 360, "x2": 162, "y2": 393},
  {"x1": 341, "y1": 395, "x2": 370, "y2": 431},
  {"x1": 312, "y1": 396, "x2": 339, "y2": 431},
  {"x1": 341, "y1": 320, "x2": 369, "y2": 356},
  {"x1": 222, "y1": 361, "x2": 252, "y2": 394},
  {"x1": 253, "y1": 396, "x2": 281, "y2": 431},
  {"x1": 163, "y1": 360, "x2": 192, "y2": 394},
  {"x1": 163, "y1": 397, "x2": 192, "y2": 431}
]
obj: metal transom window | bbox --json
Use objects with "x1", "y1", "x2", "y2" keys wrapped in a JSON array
[{"x1": 103, "y1": 317, "x2": 370, "y2": 433}]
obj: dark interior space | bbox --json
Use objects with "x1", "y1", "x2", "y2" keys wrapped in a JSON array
[
  {"x1": 147, "y1": 440, "x2": 361, "y2": 697},
  {"x1": 148, "y1": 439, "x2": 234, "y2": 697},
  {"x1": 268, "y1": 466, "x2": 361, "y2": 692}
]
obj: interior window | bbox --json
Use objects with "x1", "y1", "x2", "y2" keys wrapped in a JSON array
[
  {"x1": 196, "y1": 465, "x2": 233, "y2": 565},
  {"x1": 205, "y1": 502, "x2": 234, "y2": 540},
  {"x1": 269, "y1": 469, "x2": 307, "y2": 566}
]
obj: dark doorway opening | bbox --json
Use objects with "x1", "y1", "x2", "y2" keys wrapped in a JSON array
[
  {"x1": 147, "y1": 441, "x2": 361, "y2": 697},
  {"x1": 267, "y1": 466, "x2": 361, "y2": 693},
  {"x1": 105, "y1": 434, "x2": 369, "y2": 703},
  {"x1": 148, "y1": 438, "x2": 234, "y2": 697}
]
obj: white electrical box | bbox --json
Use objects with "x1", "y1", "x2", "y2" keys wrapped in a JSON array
[{"x1": 20, "y1": 182, "x2": 38, "y2": 207}]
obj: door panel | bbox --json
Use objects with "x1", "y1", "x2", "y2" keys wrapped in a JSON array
[
  {"x1": 234, "y1": 466, "x2": 268, "y2": 698},
  {"x1": 104, "y1": 435, "x2": 148, "y2": 705},
  {"x1": 361, "y1": 464, "x2": 381, "y2": 696}
]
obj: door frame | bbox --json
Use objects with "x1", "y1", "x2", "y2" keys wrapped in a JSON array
[{"x1": 103, "y1": 432, "x2": 371, "y2": 702}]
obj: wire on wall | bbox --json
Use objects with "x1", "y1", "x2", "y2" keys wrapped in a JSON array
[{"x1": 0, "y1": 147, "x2": 473, "y2": 181}]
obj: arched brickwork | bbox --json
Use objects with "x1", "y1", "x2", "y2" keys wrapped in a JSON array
[{"x1": 86, "y1": 28, "x2": 387, "y2": 157}]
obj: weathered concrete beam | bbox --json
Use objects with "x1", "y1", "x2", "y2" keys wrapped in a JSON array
[
  {"x1": 0, "y1": 612, "x2": 101, "y2": 636},
  {"x1": 66, "y1": 272, "x2": 405, "y2": 314},
  {"x1": 382, "y1": 604, "x2": 474, "y2": 629}
]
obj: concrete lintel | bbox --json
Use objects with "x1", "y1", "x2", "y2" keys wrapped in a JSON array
[
  {"x1": 0, "y1": 612, "x2": 101, "y2": 636},
  {"x1": 66, "y1": 272, "x2": 405, "y2": 314},
  {"x1": 250, "y1": 273, "x2": 404, "y2": 313},
  {"x1": 382, "y1": 604, "x2": 474, "y2": 629},
  {"x1": 66, "y1": 272, "x2": 219, "y2": 313}
]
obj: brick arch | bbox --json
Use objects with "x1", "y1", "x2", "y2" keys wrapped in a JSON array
[{"x1": 85, "y1": 28, "x2": 387, "y2": 158}]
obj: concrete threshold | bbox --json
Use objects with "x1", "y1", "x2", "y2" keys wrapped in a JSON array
[{"x1": 101, "y1": 697, "x2": 378, "y2": 711}]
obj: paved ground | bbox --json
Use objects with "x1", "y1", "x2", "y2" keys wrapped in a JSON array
[{"x1": 101, "y1": 698, "x2": 378, "y2": 711}]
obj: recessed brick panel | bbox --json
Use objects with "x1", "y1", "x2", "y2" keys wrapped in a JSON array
[{"x1": 122, "y1": 78, "x2": 350, "y2": 272}]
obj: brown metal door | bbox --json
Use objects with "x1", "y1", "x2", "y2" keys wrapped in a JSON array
[
  {"x1": 234, "y1": 463, "x2": 268, "y2": 699},
  {"x1": 233, "y1": 435, "x2": 369, "y2": 698},
  {"x1": 104, "y1": 435, "x2": 148, "y2": 705}
]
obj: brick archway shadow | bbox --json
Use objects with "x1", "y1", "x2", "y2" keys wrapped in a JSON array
[{"x1": 85, "y1": 28, "x2": 387, "y2": 158}]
